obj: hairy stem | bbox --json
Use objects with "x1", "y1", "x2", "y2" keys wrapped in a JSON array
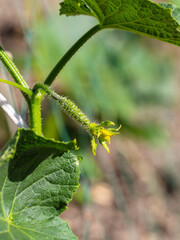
[
  {"x1": 0, "y1": 46, "x2": 39, "y2": 132},
  {"x1": 44, "y1": 24, "x2": 101, "y2": 86},
  {"x1": 0, "y1": 46, "x2": 30, "y2": 103},
  {"x1": 29, "y1": 89, "x2": 44, "y2": 135}
]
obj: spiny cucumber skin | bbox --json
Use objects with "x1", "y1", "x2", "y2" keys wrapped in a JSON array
[{"x1": 57, "y1": 96, "x2": 90, "y2": 128}]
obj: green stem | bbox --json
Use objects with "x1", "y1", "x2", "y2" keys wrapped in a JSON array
[
  {"x1": 44, "y1": 24, "x2": 101, "y2": 86},
  {"x1": 28, "y1": 89, "x2": 44, "y2": 135},
  {"x1": 0, "y1": 79, "x2": 32, "y2": 96},
  {"x1": 0, "y1": 46, "x2": 30, "y2": 103}
]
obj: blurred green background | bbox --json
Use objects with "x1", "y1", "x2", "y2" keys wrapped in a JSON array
[{"x1": 0, "y1": 0, "x2": 180, "y2": 239}]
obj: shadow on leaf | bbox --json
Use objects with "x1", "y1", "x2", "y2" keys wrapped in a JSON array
[{"x1": 8, "y1": 148, "x2": 63, "y2": 181}]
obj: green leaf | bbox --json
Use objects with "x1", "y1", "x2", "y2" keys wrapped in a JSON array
[
  {"x1": 91, "y1": 137, "x2": 97, "y2": 155},
  {"x1": 60, "y1": 0, "x2": 180, "y2": 46},
  {"x1": 0, "y1": 128, "x2": 79, "y2": 239}
]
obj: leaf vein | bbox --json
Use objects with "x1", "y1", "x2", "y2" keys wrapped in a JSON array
[
  {"x1": 1, "y1": 176, "x2": 8, "y2": 218},
  {"x1": 13, "y1": 170, "x2": 74, "y2": 201}
]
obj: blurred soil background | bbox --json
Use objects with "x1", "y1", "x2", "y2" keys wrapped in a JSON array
[{"x1": 0, "y1": 0, "x2": 180, "y2": 239}]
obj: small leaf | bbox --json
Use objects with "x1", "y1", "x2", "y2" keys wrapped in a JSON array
[
  {"x1": 91, "y1": 137, "x2": 97, "y2": 155},
  {"x1": 60, "y1": 0, "x2": 180, "y2": 46},
  {"x1": 100, "y1": 141, "x2": 110, "y2": 154},
  {"x1": 0, "y1": 128, "x2": 80, "y2": 239}
]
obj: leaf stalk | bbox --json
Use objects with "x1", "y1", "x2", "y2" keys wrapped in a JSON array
[{"x1": 44, "y1": 24, "x2": 101, "y2": 86}]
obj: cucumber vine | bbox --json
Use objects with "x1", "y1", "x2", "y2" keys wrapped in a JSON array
[{"x1": 0, "y1": 1, "x2": 179, "y2": 239}]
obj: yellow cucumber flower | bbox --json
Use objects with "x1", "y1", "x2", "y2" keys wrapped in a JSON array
[{"x1": 88, "y1": 121, "x2": 121, "y2": 155}]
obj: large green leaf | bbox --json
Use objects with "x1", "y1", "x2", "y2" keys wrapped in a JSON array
[
  {"x1": 0, "y1": 129, "x2": 79, "y2": 239},
  {"x1": 60, "y1": 0, "x2": 180, "y2": 46}
]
